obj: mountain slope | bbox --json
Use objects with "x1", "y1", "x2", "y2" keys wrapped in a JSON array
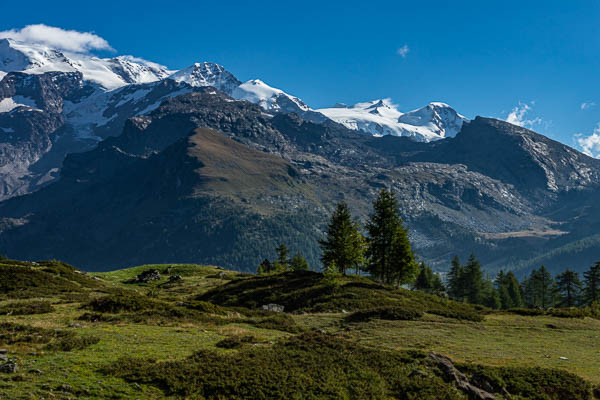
[{"x1": 2, "y1": 90, "x2": 600, "y2": 274}]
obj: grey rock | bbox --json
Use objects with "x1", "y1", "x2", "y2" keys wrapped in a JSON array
[
  {"x1": 262, "y1": 303, "x2": 284, "y2": 313},
  {"x1": 0, "y1": 359, "x2": 18, "y2": 373},
  {"x1": 429, "y1": 352, "x2": 495, "y2": 400},
  {"x1": 135, "y1": 269, "x2": 161, "y2": 283}
]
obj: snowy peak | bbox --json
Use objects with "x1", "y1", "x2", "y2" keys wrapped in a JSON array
[
  {"x1": 232, "y1": 79, "x2": 309, "y2": 112},
  {"x1": 104, "y1": 56, "x2": 173, "y2": 85},
  {"x1": 397, "y1": 102, "x2": 467, "y2": 139},
  {"x1": 318, "y1": 100, "x2": 468, "y2": 142},
  {"x1": 167, "y1": 62, "x2": 241, "y2": 94},
  {"x1": 232, "y1": 79, "x2": 327, "y2": 123},
  {"x1": 0, "y1": 38, "x2": 172, "y2": 90}
]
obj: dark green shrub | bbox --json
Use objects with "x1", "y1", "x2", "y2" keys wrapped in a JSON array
[
  {"x1": 85, "y1": 292, "x2": 166, "y2": 313},
  {"x1": 548, "y1": 308, "x2": 588, "y2": 319},
  {"x1": 244, "y1": 313, "x2": 301, "y2": 333},
  {"x1": 346, "y1": 307, "x2": 423, "y2": 323},
  {"x1": 215, "y1": 335, "x2": 256, "y2": 349},
  {"x1": 0, "y1": 300, "x2": 54, "y2": 315},
  {"x1": 45, "y1": 335, "x2": 100, "y2": 351},
  {"x1": 506, "y1": 308, "x2": 546, "y2": 316}
]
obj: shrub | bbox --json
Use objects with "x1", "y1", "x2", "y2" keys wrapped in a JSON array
[
  {"x1": 45, "y1": 335, "x2": 100, "y2": 351},
  {"x1": 104, "y1": 332, "x2": 592, "y2": 399},
  {"x1": 346, "y1": 307, "x2": 423, "y2": 323},
  {"x1": 215, "y1": 335, "x2": 256, "y2": 349},
  {"x1": 506, "y1": 308, "x2": 546, "y2": 316},
  {"x1": 0, "y1": 300, "x2": 54, "y2": 315}
]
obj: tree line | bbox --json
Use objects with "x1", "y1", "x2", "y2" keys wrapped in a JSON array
[
  {"x1": 257, "y1": 188, "x2": 600, "y2": 311},
  {"x1": 443, "y1": 257, "x2": 600, "y2": 310}
]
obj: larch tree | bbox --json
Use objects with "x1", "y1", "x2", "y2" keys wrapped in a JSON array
[
  {"x1": 320, "y1": 202, "x2": 365, "y2": 275},
  {"x1": 365, "y1": 189, "x2": 417, "y2": 286}
]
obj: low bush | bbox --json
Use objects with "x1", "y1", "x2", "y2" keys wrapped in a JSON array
[
  {"x1": 215, "y1": 335, "x2": 256, "y2": 349},
  {"x1": 345, "y1": 307, "x2": 423, "y2": 323},
  {"x1": 506, "y1": 308, "x2": 546, "y2": 316},
  {"x1": 104, "y1": 332, "x2": 593, "y2": 399},
  {"x1": 45, "y1": 335, "x2": 100, "y2": 351},
  {"x1": 244, "y1": 313, "x2": 302, "y2": 333},
  {"x1": 0, "y1": 300, "x2": 54, "y2": 315},
  {"x1": 0, "y1": 322, "x2": 98, "y2": 351}
]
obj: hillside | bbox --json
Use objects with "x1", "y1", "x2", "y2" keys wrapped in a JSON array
[{"x1": 0, "y1": 260, "x2": 599, "y2": 399}]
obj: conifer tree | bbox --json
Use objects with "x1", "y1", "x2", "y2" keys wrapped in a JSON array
[
  {"x1": 290, "y1": 252, "x2": 310, "y2": 271},
  {"x1": 462, "y1": 253, "x2": 483, "y2": 304},
  {"x1": 257, "y1": 259, "x2": 273, "y2": 274},
  {"x1": 273, "y1": 243, "x2": 291, "y2": 272},
  {"x1": 320, "y1": 202, "x2": 365, "y2": 275},
  {"x1": 556, "y1": 268, "x2": 582, "y2": 307},
  {"x1": 414, "y1": 262, "x2": 445, "y2": 294},
  {"x1": 505, "y1": 271, "x2": 523, "y2": 308},
  {"x1": 583, "y1": 262, "x2": 600, "y2": 305},
  {"x1": 365, "y1": 189, "x2": 417, "y2": 286},
  {"x1": 447, "y1": 256, "x2": 465, "y2": 301},
  {"x1": 525, "y1": 266, "x2": 554, "y2": 309}
]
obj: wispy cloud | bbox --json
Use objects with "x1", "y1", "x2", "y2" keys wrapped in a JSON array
[
  {"x1": 581, "y1": 102, "x2": 596, "y2": 111},
  {"x1": 575, "y1": 123, "x2": 600, "y2": 158},
  {"x1": 0, "y1": 24, "x2": 114, "y2": 53},
  {"x1": 506, "y1": 101, "x2": 542, "y2": 128},
  {"x1": 396, "y1": 45, "x2": 410, "y2": 58}
]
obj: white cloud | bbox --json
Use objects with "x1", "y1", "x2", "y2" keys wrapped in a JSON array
[
  {"x1": 0, "y1": 24, "x2": 114, "y2": 53},
  {"x1": 506, "y1": 101, "x2": 542, "y2": 128},
  {"x1": 576, "y1": 123, "x2": 600, "y2": 158},
  {"x1": 581, "y1": 102, "x2": 596, "y2": 111},
  {"x1": 396, "y1": 45, "x2": 410, "y2": 58}
]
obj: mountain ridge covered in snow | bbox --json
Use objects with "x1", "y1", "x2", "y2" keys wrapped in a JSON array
[
  {"x1": 318, "y1": 99, "x2": 468, "y2": 142},
  {"x1": 0, "y1": 38, "x2": 467, "y2": 142}
]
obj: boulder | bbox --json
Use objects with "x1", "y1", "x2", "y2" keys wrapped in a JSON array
[
  {"x1": 0, "y1": 359, "x2": 18, "y2": 373},
  {"x1": 136, "y1": 269, "x2": 161, "y2": 283},
  {"x1": 262, "y1": 303, "x2": 285, "y2": 313},
  {"x1": 168, "y1": 275, "x2": 182, "y2": 282},
  {"x1": 429, "y1": 353, "x2": 495, "y2": 400}
]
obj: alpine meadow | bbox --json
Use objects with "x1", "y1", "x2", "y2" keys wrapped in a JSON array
[{"x1": 1, "y1": 2, "x2": 600, "y2": 399}]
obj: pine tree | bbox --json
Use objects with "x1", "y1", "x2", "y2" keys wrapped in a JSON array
[
  {"x1": 319, "y1": 202, "x2": 365, "y2": 275},
  {"x1": 495, "y1": 270, "x2": 522, "y2": 309},
  {"x1": 273, "y1": 243, "x2": 291, "y2": 272},
  {"x1": 556, "y1": 268, "x2": 582, "y2": 308},
  {"x1": 365, "y1": 189, "x2": 417, "y2": 286},
  {"x1": 290, "y1": 252, "x2": 310, "y2": 271},
  {"x1": 526, "y1": 266, "x2": 554, "y2": 309},
  {"x1": 414, "y1": 262, "x2": 445, "y2": 294},
  {"x1": 583, "y1": 262, "x2": 600, "y2": 305},
  {"x1": 462, "y1": 253, "x2": 483, "y2": 304},
  {"x1": 447, "y1": 256, "x2": 465, "y2": 301},
  {"x1": 505, "y1": 271, "x2": 523, "y2": 308},
  {"x1": 257, "y1": 259, "x2": 273, "y2": 274}
]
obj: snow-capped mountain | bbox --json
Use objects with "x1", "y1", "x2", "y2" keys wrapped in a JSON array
[
  {"x1": 231, "y1": 79, "x2": 327, "y2": 122},
  {"x1": 167, "y1": 62, "x2": 241, "y2": 94},
  {"x1": 318, "y1": 99, "x2": 468, "y2": 142},
  {"x1": 0, "y1": 38, "x2": 173, "y2": 90}
]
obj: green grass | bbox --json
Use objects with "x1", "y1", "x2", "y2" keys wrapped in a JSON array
[{"x1": 0, "y1": 264, "x2": 599, "y2": 399}]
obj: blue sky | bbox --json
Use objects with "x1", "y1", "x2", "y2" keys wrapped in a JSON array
[{"x1": 2, "y1": 0, "x2": 599, "y2": 153}]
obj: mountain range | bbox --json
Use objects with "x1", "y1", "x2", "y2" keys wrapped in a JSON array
[{"x1": 1, "y1": 38, "x2": 600, "y2": 275}]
